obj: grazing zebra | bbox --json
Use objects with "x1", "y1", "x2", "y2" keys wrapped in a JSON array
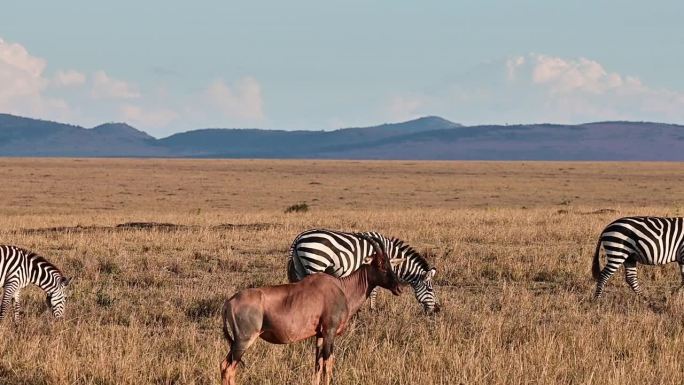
[
  {"x1": 287, "y1": 229, "x2": 440, "y2": 313},
  {"x1": 0, "y1": 245, "x2": 71, "y2": 321},
  {"x1": 592, "y1": 216, "x2": 684, "y2": 298}
]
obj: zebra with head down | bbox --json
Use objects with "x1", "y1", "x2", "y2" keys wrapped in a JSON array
[
  {"x1": 287, "y1": 229, "x2": 440, "y2": 313},
  {"x1": 0, "y1": 245, "x2": 70, "y2": 322}
]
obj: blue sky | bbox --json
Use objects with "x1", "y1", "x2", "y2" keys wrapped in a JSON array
[{"x1": 1, "y1": 1, "x2": 683, "y2": 137}]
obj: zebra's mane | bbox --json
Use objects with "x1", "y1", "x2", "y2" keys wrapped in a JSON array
[
  {"x1": 388, "y1": 238, "x2": 431, "y2": 272},
  {"x1": 27, "y1": 251, "x2": 63, "y2": 278}
]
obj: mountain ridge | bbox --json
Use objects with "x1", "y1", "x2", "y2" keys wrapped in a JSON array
[{"x1": 1, "y1": 113, "x2": 683, "y2": 160}]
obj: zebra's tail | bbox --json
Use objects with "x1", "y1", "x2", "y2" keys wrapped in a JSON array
[
  {"x1": 286, "y1": 235, "x2": 300, "y2": 283},
  {"x1": 591, "y1": 237, "x2": 603, "y2": 281}
]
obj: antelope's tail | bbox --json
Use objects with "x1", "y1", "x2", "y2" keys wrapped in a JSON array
[{"x1": 221, "y1": 300, "x2": 233, "y2": 347}]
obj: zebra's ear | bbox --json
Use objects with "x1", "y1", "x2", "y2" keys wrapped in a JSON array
[
  {"x1": 62, "y1": 277, "x2": 71, "y2": 286},
  {"x1": 426, "y1": 268, "x2": 436, "y2": 280}
]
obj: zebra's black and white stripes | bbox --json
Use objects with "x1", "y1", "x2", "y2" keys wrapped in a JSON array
[
  {"x1": 287, "y1": 229, "x2": 440, "y2": 313},
  {"x1": 592, "y1": 216, "x2": 684, "y2": 298},
  {"x1": 0, "y1": 245, "x2": 70, "y2": 321}
]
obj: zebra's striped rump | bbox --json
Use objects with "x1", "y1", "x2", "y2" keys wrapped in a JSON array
[{"x1": 592, "y1": 216, "x2": 684, "y2": 298}]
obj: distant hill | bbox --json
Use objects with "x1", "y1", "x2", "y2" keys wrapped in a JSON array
[
  {"x1": 0, "y1": 114, "x2": 164, "y2": 157},
  {"x1": 157, "y1": 116, "x2": 462, "y2": 157},
  {"x1": 1, "y1": 113, "x2": 684, "y2": 160}
]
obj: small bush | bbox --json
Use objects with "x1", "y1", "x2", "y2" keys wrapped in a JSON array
[
  {"x1": 96, "y1": 287, "x2": 115, "y2": 308},
  {"x1": 532, "y1": 270, "x2": 555, "y2": 282},
  {"x1": 98, "y1": 259, "x2": 121, "y2": 275},
  {"x1": 284, "y1": 202, "x2": 309, "y2": 213}
]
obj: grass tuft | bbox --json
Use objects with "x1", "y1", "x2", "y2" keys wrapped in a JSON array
[{"x1": 284, "y1": 202, "x2": 309, "y2": 213}]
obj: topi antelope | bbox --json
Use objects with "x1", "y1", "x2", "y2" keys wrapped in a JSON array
[{"x1": 219, "y1": 235, "x2": 402, "y2": 385}]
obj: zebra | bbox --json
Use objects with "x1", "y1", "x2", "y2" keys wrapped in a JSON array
[
  {"x1": 287, "y1": 229, "x2": 440, "y2": 313},
  {"x1": 0, "y1": 245, "x2": 71, "y2": 321},
  {"x1": 592, "y1": 216, "x2": 684, "y2": 298}
]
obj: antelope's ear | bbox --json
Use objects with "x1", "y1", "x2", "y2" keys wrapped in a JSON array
[
  {"x1": 390, "y1": 258, "x2": 406, "y2": 268},
  {"x1": 362, "y1": 255, "x2": 374, "y2": 265},
  {"x1": 62, "y1": 277, "x2": 71, "y2": 286}
]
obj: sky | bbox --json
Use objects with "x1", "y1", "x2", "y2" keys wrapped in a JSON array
[{"x1": 1, "y1": 1, "x2": 683, "y2": 137}]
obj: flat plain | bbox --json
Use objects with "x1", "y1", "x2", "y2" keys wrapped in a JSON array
[{"x1": 1, "y1": 158, "x2": 684, "y2": 385}]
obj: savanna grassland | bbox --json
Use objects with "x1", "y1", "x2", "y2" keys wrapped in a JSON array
[{"x1": 1, "y1": 158, "x2": 684, "y2": 385}]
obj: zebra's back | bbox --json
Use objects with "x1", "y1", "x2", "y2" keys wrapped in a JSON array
[
  {"x1": 600, "y1": 216, "x2": 684, "y2": 265},
  {"x1": 0, "y1": 245, "x2": 30, "y2": 286},
  {"x1": 289, "y1": 229, "x2": 379, "y2": 280}
]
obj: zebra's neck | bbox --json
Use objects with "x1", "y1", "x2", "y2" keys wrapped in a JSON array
[
  {"x1": 339, "y1": 266, "x2": 373, "y2": 316},
  {"x1": 386, "y1": 238, "x2": 430, "y2": 282},
  {"x1": 28, "y1": 256, "x2": 62, "y2": 293}
]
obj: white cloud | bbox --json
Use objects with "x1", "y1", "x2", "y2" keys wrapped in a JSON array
[
  {"x1": 508, "y1": 54, "x2": 625, "y2": 94},
  {"x1": 206, "y1": 77, "x2": 264, "y2": 122},
  {"x1": 0, "y1": 37, "x2": 270, "y2": 134},
  {"x1": 506, "y1": 56, "x2": 525, "y2": 81},
  {"x1": 0, "y1": 38, "x2": 45, "y2": 77},
  {"x1": 120, "y1": 105, "x2": 178, "y2": 129},
  {"x1": 91, "y1": 70, "x2": 140, "y2": 100},
  {"x1": 0, "y1": 37, "x2": 72, "y2": 119},
  {"x1": 400, "y1": 53, "x2": 684, "y2": 125},
  {"x1": 53, "y1": 70, "x2": 86, "y2": 87},
  {"x1": 510, "y1": 54, "x2": 684, "y2": 122}
]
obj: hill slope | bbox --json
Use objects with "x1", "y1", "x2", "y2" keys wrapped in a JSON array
[
  {"x1": 0, "y1": 114, "x2": 164, "y2": 156},
  {"x1": 1, "y1": 113, "x2": 684, "y2": 160}
]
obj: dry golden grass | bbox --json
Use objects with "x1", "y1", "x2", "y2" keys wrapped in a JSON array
[{"x1": 1, "y1": 158, "x2": 684, "y2": 385}]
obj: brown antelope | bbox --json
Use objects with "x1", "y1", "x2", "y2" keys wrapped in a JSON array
[{"x1": 220, "y1": 235, "x2": 402, "y2": 385}]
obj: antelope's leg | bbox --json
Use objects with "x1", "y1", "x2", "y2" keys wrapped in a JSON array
[
  {"x1": 321, "y1": 334, "x2": 336, "y2": 385},
  {"x1": 220, "y1": 356, "x2": 239, "y2": 385},
  {"x1": 313, "y1": 336, "x2": 324, "y2": 385},
  {"x1": 324, "y1": 353, "x2": 335, "y2": 385},
  {"x1": 221, "y1": 333, "x2": 259, "y2": 385}
]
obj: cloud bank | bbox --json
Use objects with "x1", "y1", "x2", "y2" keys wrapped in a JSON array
[
  {"x1": 0, "y1": 37, "x2": 71, "y2": 121},
  {"x1": 0, "y1": 37, "x2": 266, "y2": 136},
  {"x1": 389, "y1": 53, "x2": 684, "y2": 125},
  {"x1": 3, "y1": 35, "x2": 684, "y2": 134}
]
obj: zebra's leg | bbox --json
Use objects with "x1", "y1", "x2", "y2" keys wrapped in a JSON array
[
  {"x1": 675, "y1": 262, "x2": 684, "y2": 293},
  {"x1": 0, "y1": 282, "x2": 19, "y2": 321},
  {"x1": 623, "y1": 256, "x2": 643, "y2": 296},
  {"x1": 594, "y1": 252, "x2": 627, "y2": 299},
  {"x1": 12, "y1": 289, "x2": 22, "y2": 322},
  {"x1": 369, "y1": 287, "x2": 378, "y2": 310}
]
